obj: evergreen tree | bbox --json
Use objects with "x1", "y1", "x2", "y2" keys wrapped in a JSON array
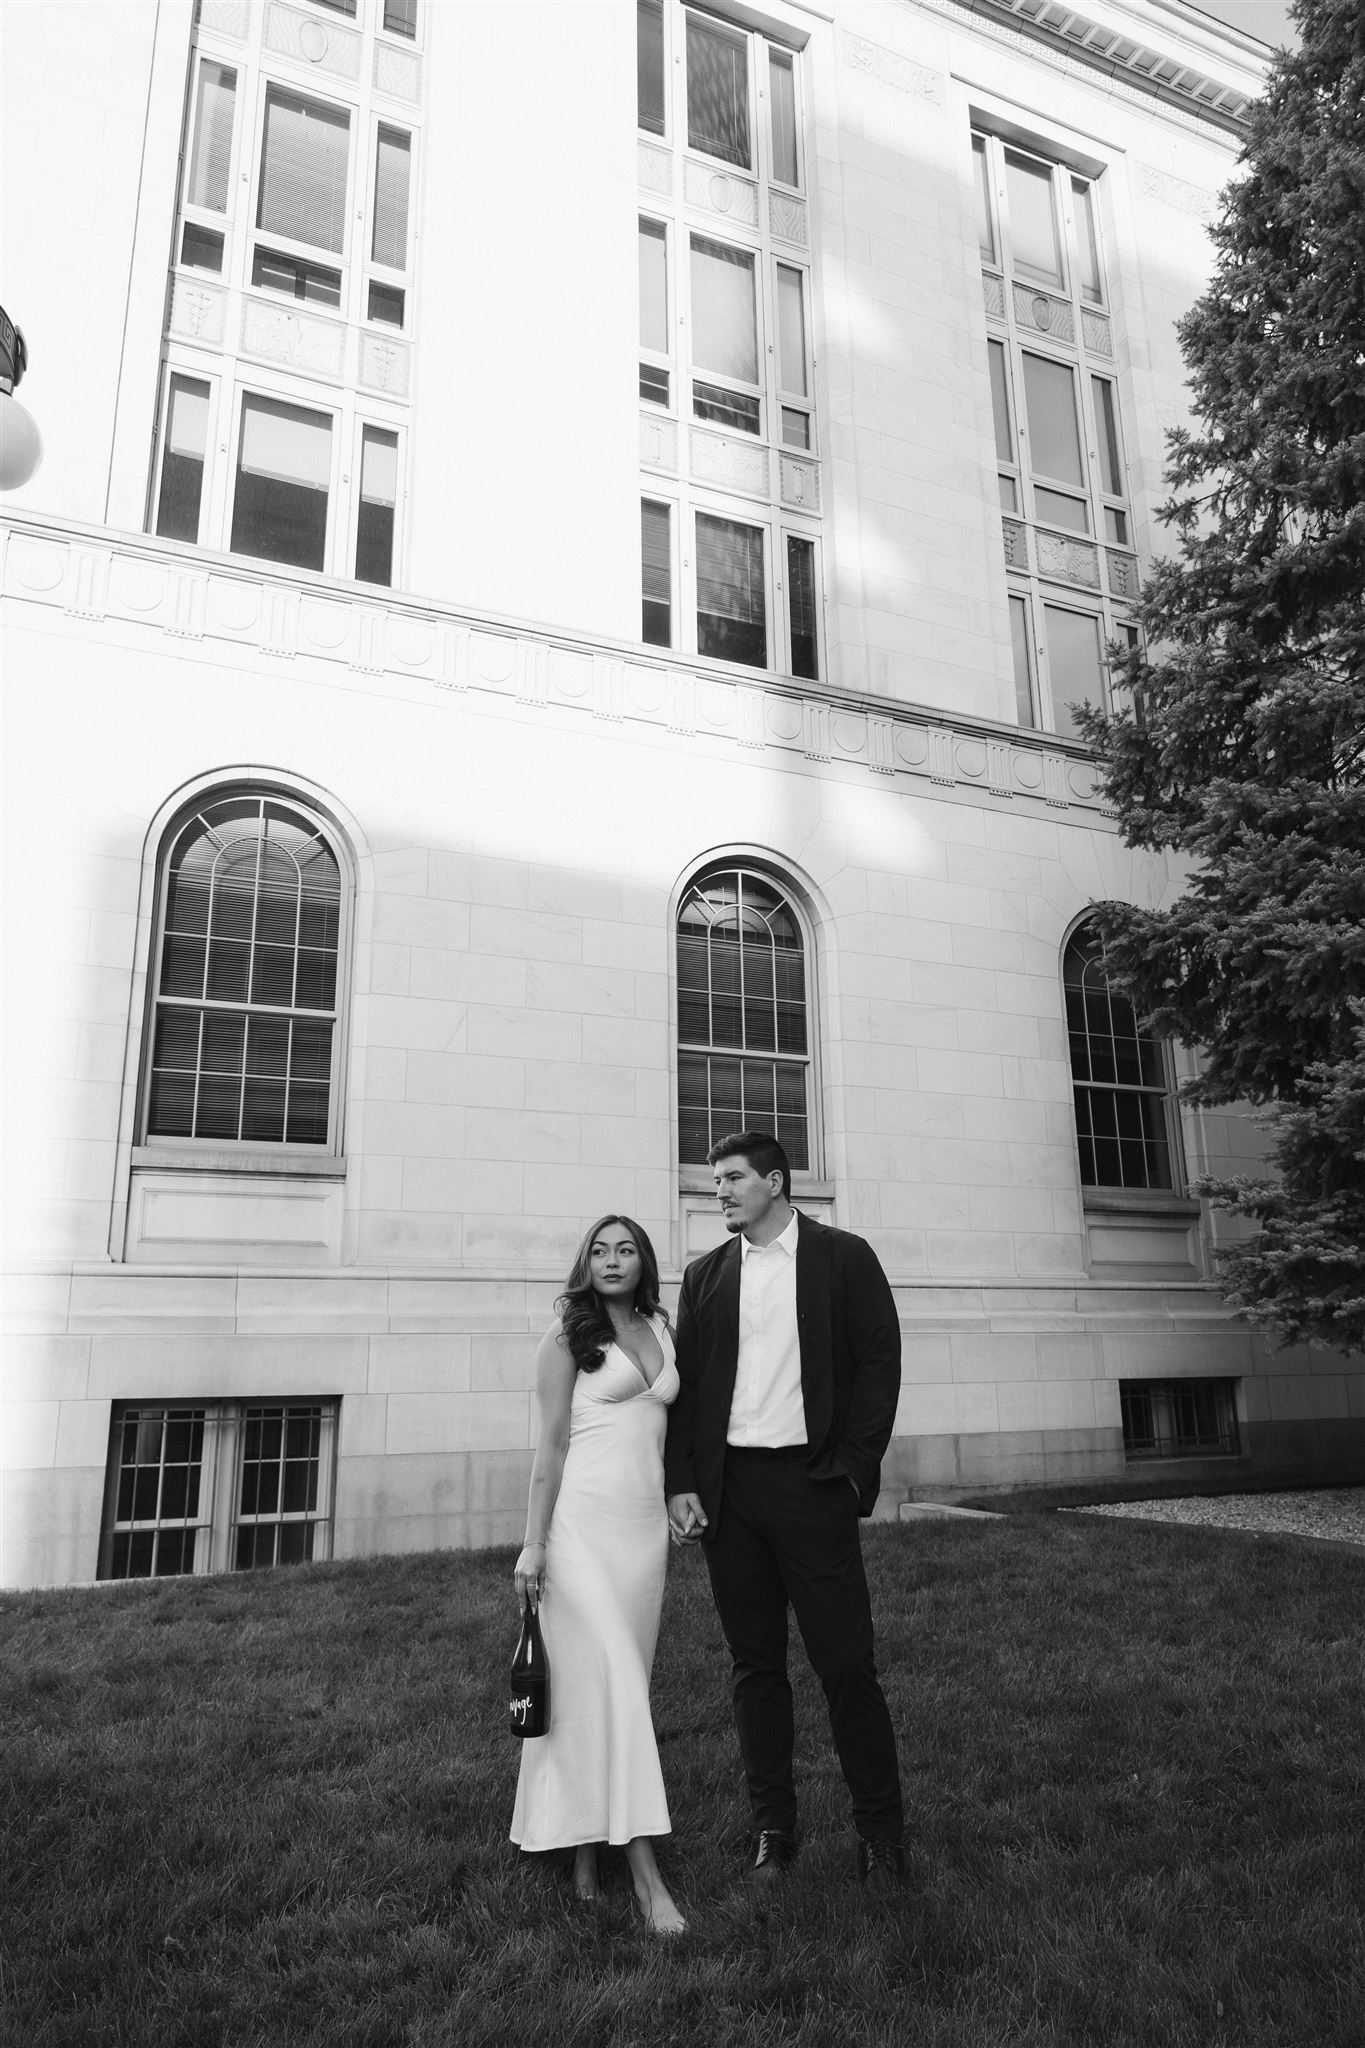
[{"x1": 1080, "y1": 0, "x2": 1365, "y2": 1350}]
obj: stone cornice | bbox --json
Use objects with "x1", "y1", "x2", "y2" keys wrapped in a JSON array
[
  {"x1": 2, "y1": 512, "x2": 1117, "y2": 824},
  {"x1": 928, "y1": 0, "x2": 1260, "y2": 137}
]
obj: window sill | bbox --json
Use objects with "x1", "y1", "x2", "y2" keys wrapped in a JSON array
[
  {"x1": 1082, "y1": 1188, "x2": 1200, "y2": 1218},
  {"x1": 132, "y1": 1146, "x2": 347, "y2": 1181}
]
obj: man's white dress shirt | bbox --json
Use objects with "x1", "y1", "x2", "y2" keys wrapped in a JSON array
[{"x1": 727, "y1": 1210, "x2": 806, "y2": 1447}]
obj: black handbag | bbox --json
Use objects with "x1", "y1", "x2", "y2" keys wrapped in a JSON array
[{"x1": 509, "y1": 1597, "x2": 550, "y2": 1738}]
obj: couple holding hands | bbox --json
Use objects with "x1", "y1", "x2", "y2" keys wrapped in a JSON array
[{"x1": 510, "y1": 1131, "x2": 905, "y2": 1934}]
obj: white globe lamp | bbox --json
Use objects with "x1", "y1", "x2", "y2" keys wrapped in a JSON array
[{"x1": 0, "y1": 308, "x2": 42, "y2": 491}]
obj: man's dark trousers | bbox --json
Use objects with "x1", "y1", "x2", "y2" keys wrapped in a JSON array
[{"x1": 707, "y1": 1444, "x2": 903, "y2": 1843}]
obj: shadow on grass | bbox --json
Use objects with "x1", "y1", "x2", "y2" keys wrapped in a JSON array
[{"x1": 4, "y1": 1518, "x2": 1362, "y2": 2047}]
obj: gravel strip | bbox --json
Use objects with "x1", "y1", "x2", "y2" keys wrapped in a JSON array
[{"x1": 1063, "y1": 1487, "x2": 1365, "y2": 1547}]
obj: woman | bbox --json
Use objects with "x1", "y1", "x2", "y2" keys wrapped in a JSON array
[{"x1": 510, "y1": 1215, "x2": 685, "y2": 1935}]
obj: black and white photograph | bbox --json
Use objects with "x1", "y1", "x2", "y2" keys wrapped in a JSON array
[{"x1": 2, "y1": 0, "x2": 1361, "y2": 2041}]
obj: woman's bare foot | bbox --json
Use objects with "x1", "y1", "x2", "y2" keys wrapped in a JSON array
[
  {"x1": 624, "y1": 1837, "x2": 685, "y2": 1936},
  {"x1": 572, "y1": 1844, "x2": 601, "y2": 1902}
]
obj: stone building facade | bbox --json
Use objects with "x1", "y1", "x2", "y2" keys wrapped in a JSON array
[{"x1": 3, "y1": 0, "x2": 1359, "y2": 1587}]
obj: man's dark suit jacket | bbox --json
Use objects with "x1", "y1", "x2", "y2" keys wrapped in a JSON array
[{"x1": 663, "y1": 1211, "x2": 902, "y2": 1540}]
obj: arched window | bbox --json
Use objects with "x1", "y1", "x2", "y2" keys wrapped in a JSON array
[
  {"x1": 1064, "y1": 926, "x2": 1176, "y2": 1190},
  {"x1": 677, "y1": 865, "x2": 811, "y2": 1169},
  {"x1": 143, "y1": 793, "x2": 344, "y2": 1147}
]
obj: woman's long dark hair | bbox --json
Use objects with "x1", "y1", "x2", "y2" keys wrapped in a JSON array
[{"x1": 557, "y1": 1214, "x2": 666, "y2": 1374}]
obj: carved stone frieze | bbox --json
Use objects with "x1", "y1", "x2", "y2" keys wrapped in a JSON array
[
  {"x1": 779, "y1": 456, "x2": 820, "y2": 511},
  {"x1": 1036, "y1": 530, "x2": 1101, "y2": 589},
  {"x1": 373, "y1": 42, "x2": 421, "y2": 103},
  {"x1": 803, "y1": 701, "x2": 831, "y2": 761},
  {"x1": 1106, "y1": 550, "x2": 1140, "y2": 599},
  {"x1": 868, "y1": 716, "x2": 896, "y2": 774},
  {"x1": 684, "y1": 158, "x2": 759, "y2": 227},
  {"x1": 171, "y1": 277, "x2": 226, "y2": 346},
  {"x1": 264, "y1": 2, "x2": 361, "y2": 78},
  {"x1": 261, "y1": 587, "x2": 299, "y2": 658},
  {"x1": 690, "y1": 428, "x2": 769, "y2": 500},
  {"x1": 167, "y1": 572, "x2": 206, "y2": 641},
  {"x1": 640, "y1": 413, "x2": 678, "y2": 473},
  {"x1": 928, "y1": 728, "x2": 956, "y2": 785},
  {"x1": 199, "y1": 0, "x2": 250, "y2": 37},
  {"x1": 359, "y1": 333, "x2": 410, "y2": 397},
  {"x1": 1137, "y1": 163, "x2": 1219, "y2": 223},
  {"x1": 1013, "y1": 285, "x2": 1074, "y2": 344},
  {"x1": 1002, "y1": 519, "x2": 1028, "y2": 570},
  {"x1": 843, "y1": 33, "x2": 946, "y2": 105},
  {"x1": 637, "y1": 141, "x2": 673, "y2": 196},
  {"x1": 1081, "y1": 312, "x2": 1113, "y2": 358},
  {"x1": 8, "y1": 523, "x2": 1125, "y2": 825},
  {"x1": 66, "y1": 549, "x2": 111, "y2": 621},
  {"x1": 242, "y1": 297, "x2": 346, "y2": 380},
  {"x1": 736, "y1": 687, "x2": 765, "y2": 749},
  {"x1": 350, "y1": 610, "x2": 386, "y2": 675},
  {"x1": 769, "y1": 193, "x2": 808, "y2": 248}
]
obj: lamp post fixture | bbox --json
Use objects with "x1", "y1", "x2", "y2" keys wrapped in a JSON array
[{"x1": 0, "y1": 306, "x2": 42, "y2": 490}]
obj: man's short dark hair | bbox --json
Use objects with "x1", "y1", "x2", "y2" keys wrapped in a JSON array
[{"x1": 707, "y1": 1130, "x2": 792, "y2": 1201}]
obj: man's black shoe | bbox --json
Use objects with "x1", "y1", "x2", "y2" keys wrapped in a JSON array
[
  {"x1": 751, "y1": 1830, "x2": 798, "y2": 1883},
  {"x1": 857, "y1": 1838, "x2": 906, "y2": 1889}
]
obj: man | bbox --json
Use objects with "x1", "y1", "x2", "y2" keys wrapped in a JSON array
[{"x1": 665, "y1": 1130, "x2": 905, "y2": 1888}]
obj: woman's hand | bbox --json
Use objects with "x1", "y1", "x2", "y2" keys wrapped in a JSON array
[{"x1": 514, "y1": 1542, "x2": 546, "y2": 1610}]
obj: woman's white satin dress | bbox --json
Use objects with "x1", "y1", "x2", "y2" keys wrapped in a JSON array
[{"x1": 510, "y1": 1315, "x2": 679, "y2": 1850}]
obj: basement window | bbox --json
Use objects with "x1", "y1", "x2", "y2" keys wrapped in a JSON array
[{"x1": 1120, "y1": 1379, "x2": 1240, "y2": 1460}]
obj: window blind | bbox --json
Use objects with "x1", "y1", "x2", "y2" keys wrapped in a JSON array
[
  {"x1": 687, "y1": 15, "x2": 749, "y2": 168},
  {"x1": 257, "y1": 89, "x2": 350, "y2": 254},
  {"x1": 188, "y1": 62, "x2": 236, "y2": 212},
  {"x1": 371, "y1": 127, "x2": 410, "y2": 269},
  {"x1": 238, "y1": 397, "x2": 332, "y2": 488}
]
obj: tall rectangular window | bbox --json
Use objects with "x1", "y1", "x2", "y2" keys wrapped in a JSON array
[
  {"x1": 1073, "y1": 178, "x2": 1103, "y2": 304},
  {"x1": 641, "y1": 499, "x2": 671, "y2": 646},
  {"x1": 690, "y1": 236, "x2": 759, "y2": 432},
  {"x1": 972, "y1": 134, "x2": 995, "y2": 264},
  {"x1": 1023, "y1": 352, "x2": 1088, "y2": 532},
  {"x1": 1044, "y1": 605, "x2": 1103, "y2": 740},
  {"x1": 638, "y1": 0, "x2": 665, "y2": 135},
  {"x1": 231, "y1": 395, "x2": 332, "y2": 571},
  {"x1": 786, "y1": 536, "x2": 818, "y2": 680},
  {"x1": 383, "y1": 0, "x2": 417, "y2": 37},
  {"x1": 1005, "y1": 148, "x2": 1062, "y2": 286},
  {"x1": 257, "y1": 88, "x2": 350, "y2": 255},
  {"x1": 104, "y1": 1407, "x2": 207, "y2": 1578},
  {"x1": 639, "y1": 217, "x2": 669, "y2": 404},
  {"x1": 188, "y1": 61, "x2": 236, "y2": 213},
  {"x1": 697, "y1": 514, "x2": 765, "y2": 668},
  {"x1": 156, "y1": 377, "x2": 211, "y2": 544},
  {"x1": 1009, "y1": 595, "x2": 1035, "y2": 726},
  {"x1": 235, "y1": 1403, "x2": 329, "y2": 1569},
  {"x1": 371, "y1": 126, "x2": 410, "y2": 269},
  {"x1": 355, "y1": 427, "x2": 398, "y2": 586},
  {"x1": 975, "y1": 128, "x2": 1134, "y2": 737},
  {"x1": 988, "y1": 338, "x2": 1016, "y2": 509},
  {"x1": 687, "y1": 13, "x2": 749, "y2": 169},
  {"x1": 776, "y1": 264, "x2": 809, "y2": 449},
  {"x1": 769, "y1": 49, "x2": 798, "y2": 186}
]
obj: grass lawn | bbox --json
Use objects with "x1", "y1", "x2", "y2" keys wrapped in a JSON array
[{"x1": 4, "y1": 1516, "x2": 1363, "y2": 2048}]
